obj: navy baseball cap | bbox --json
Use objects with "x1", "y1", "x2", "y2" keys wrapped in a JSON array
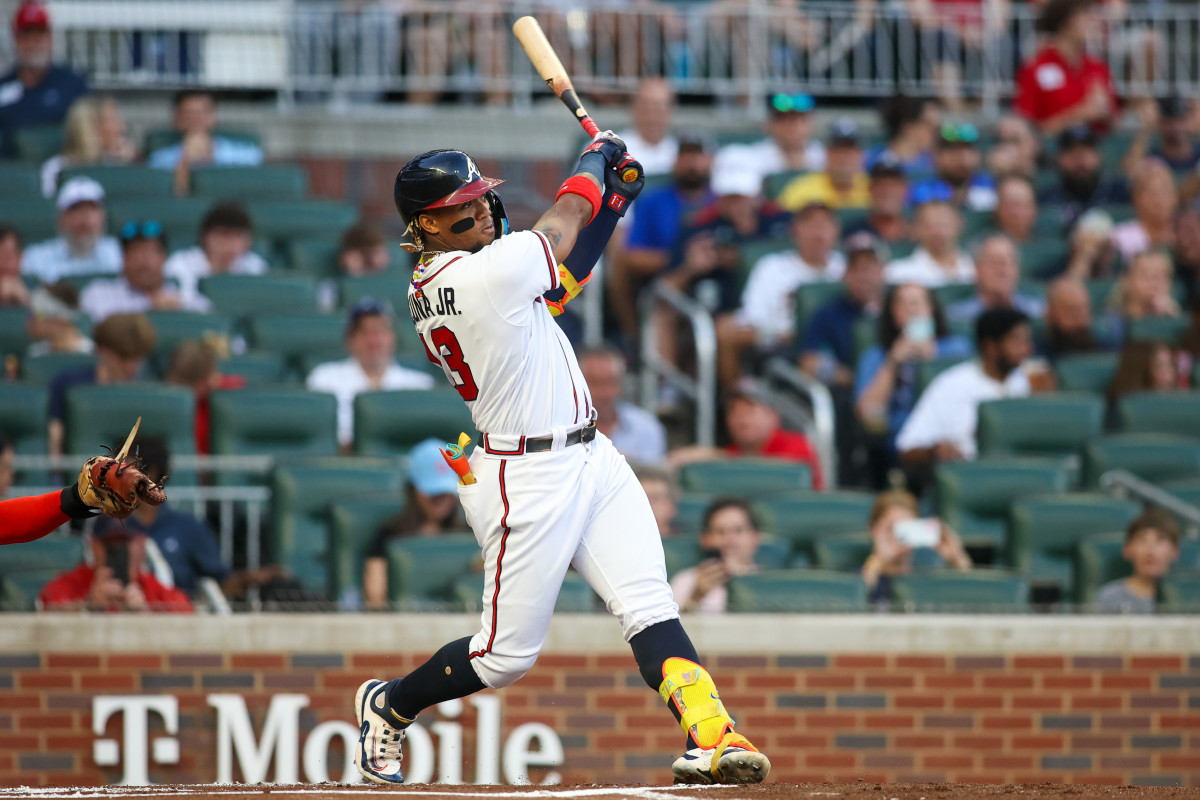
[
  {"x1": 869, "y1": 152, "x2": 906, "y2": 180},
  {"x1": 407, "y1": 438, "x2": 461, "y2": 496},
  {"x1": 1159, "y1": 95, "x2": 1189, "y2": 120},
  {"x1": 1058, "y1": 124, "x2": 1097, "y2": 150},
  {"x1": 345, "y1": 296, "x2": 394, "y2": 336},
  {"x1": 844, "y1": 231, "x2": 886, "y2": 262},
  {"x1": 829, "y1": 117, "x2": 861, "y2": 147}
]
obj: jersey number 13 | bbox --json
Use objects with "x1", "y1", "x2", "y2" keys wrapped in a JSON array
[{"x1": 422, "y1": 326, "x2": 479, "y2": 401}]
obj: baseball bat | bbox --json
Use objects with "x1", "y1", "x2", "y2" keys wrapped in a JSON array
[{"x1": 513, "y1": 15, "x2": 601, "y2": 140}]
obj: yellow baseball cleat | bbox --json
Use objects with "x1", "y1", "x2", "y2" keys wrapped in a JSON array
[{"x1": 672, "y1": 730, "x2": 771, "y2": 785}]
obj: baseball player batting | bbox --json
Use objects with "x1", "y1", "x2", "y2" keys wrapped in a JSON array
[{"x1": 352, "y1": 137, "x2": 771, "y2": 786}]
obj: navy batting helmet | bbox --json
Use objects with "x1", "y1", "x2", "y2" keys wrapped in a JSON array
[{"x1": 394, "y1": 149, "x2": 505, "y2": 227}]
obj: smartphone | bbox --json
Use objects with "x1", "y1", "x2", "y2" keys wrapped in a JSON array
[
  {"x1": 893, "y1": 518, "x2": 940, "y2": 549},
  {"x1": 700, "y1": 547, "x2": 722, "y2": 562},
  {"x1": 902, "y1": 316, "x2": 935, "y2": 343},
  {"x1": 105, "y1": 541, "x2": 130, "y2": 585}
]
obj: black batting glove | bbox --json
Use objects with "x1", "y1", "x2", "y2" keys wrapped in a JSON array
[
  {"x1": 581, "y1": 131, "x2": 627, "y2": 166},
  {"x1": 600, "y1": 155, "x2": 645, "y2": 217}
]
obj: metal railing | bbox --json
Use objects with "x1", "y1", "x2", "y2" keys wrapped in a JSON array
[
  {"x1": 4, "y1": 1, "x2": 1198, "y2": 109},
  {"x1": 639, "y1": 280, "x2": 717, "y2": 448},
  {"x1": 763, "y1": 357, "x2": 838, "y2": 490},
  {"x1": 1099, "y1": 469, "x2": 1200, "y2": 540}
]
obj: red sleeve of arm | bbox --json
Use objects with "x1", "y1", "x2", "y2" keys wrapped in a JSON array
[{"x1": 0, "y1": 493, "x2": 70, "y2": 546}]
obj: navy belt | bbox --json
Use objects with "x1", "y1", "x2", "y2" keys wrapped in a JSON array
[{"x1": 524, "y1": 420, "x2": 597, "y2": 453}]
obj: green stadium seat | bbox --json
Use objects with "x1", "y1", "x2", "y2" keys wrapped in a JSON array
[
  {"x1": 219, "y1": 352, "x2": 288, "y2": 385},
  {"x1": 144, "y1": 311, "x2": 234, "y2": 374},
  {"x1": 936, "y1": 459, "x2": 1070, "y2": 549},
  {"x1": 1055, "y1": 353, "x2": 1118, "y2": 394},
  {"x1": 285, "y1": 237, "x2": 340, "y2": 277},
  {"x1": 1009, "y1": 494, "x2": 1141, "y2": 597},
  {"x1": 272, "y1": 459, "x2": 401, "y2": 596},
  {"x1": 21, "y1": 352, "x2": 96, "y2": 384},
  {"x1": 0, "y1": 163, "x2": 41, "y2": 196},
  {"x1": 0, "y1": 197, "x2": 57, "y2": 243},
  {"x1": 199, "y1": 274, "x2": 318, "y2": 320},
  {"x1": 0, "y1": 383, "x2": 48, "y2": 482},
  {"x1": 762, "y1": 170, "x2": 805, "y2": 200},
  {"x1": 661, "y1": 533, "x2": 702, "y2": 576},
  {"x1": 13, "y1": 125, "x2": 64, "y2": 163},
  {"x1": 250, "y1": 314, "x2": 345, "y2": 379},
  {"x1": 59, "y1": 165, "x2": 174, "y2": 200},
  {"x1": 339, "y1": 274, "x2": 411, "y2": 313},
  {"x1": 976, "y1": 394, "x2": 1104, "y2": 459},
  {"x1": 1127, "y1": 316, "x2": 1189, "y2": 346},
  {"x1": 108, "y1": 198, "x2": 212, "y2": 249},
  {"x1": 0, "y1": 576, "x2": 25, "y2": 611},
  {"x1": 328, "y1": 497, "x2": 406, "y2": 605},
  {"x1": 916, "y1": 354, "x2": 971, "y2": 395},
  {"x1": 1018, "y1": 240, "x2": 1069, "y2": 277},
  {"x1": 727, "y1": 569, "x2": 868, "y2": 612},
  {"x1": 387, "y1": 533, "x2": 480, "y2": 607},
  {"x1": 64, "y1": 383, "x2": 195, "y2": 457},
  {"x1": 884, "y1": 239, "x2": 916, "y2": 260},
  {"x1": 1084, "y1": 278, "x2": 1117, "y2": 314},
  {"x1": 962, "y1": 209, "x2": 993, "y2": 239},
  {"x1": 1162, "y1": 574, "x2": 1200, "y2": 612},
  {"x1": 813, "y1": 532, "x2": 873, "y2": 571},
  {"x1": 249, "y1": 200, "x2": 359, "y2": 246},
  {"x1": 1082, "y1": 434, "x2": 1200, "y2": 488},
  {"x1": 1116, "y1": 391, "x2": 1200, "y2": 436},
  {"x1": 352, "y1": 389, "x2": 476, "y2": 458},
  {"x1": 0, "y1": 530, "x2": 82, "y2": 609},
  {"x1": 932, "y1": 284, "x2": 976, "y2": 308},
  {"x1": 190, "y1": 165, "x2": 308, "y2": 201},
  {"x1": 755, "y1": 490, "x2": 873, "y2": 559},
  {"x1": 1075, "y1": 532, "x2": 1129, "y2": 606},
  {"x1": 755, "y1": 535, "x2": 791, "y2": 570},
  {"x1": 677, "y1": 458, "x2": 811, "y2": 496},
  {"x1": 210, "y1": 388, "x2": 338, "y2": 462},
  {"x1": 143, "y1": 128, "x2": 261, "y2": 155},
  {"x1": 0, "y1": 307, "x2": 28, "y2": 362},
  {"x1": 673, "y1": 493, "x2": 711, "y2": 534},
  {"x1": 891, "y1": 570, "x2": 1030, "y2": 612}
]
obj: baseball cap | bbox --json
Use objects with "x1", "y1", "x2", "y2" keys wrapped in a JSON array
[
  {"x1": 56, "y1": 177, "x2": 105, "y2": 212},
  {"x1": 710, "y1": 148, "x2": 761, "y2": 198},
  {"x1": 13, "y1": 1, "x2": 49, "y2": 32},
  {"x1": 677, "y1": 133, "x2": 715, "y2": 154},
  {"x1": 407, "y1": 438, "x2": 462, "y2": 496},
  {"x1": 345, "y1": 295, "x2": 394, "y2": 336},
  {"x1": 724, "y1": 377, "x2": 778, "y2": 411},
  {"x1": 1058, "y1": 124, "x2": 1097, "y2": 150},
  {"x1": 1158, "y1": 95, "x2": 1189, "y2": 120},
  {"x1": 829, "y1": 117, "x2": 861, "y2": 147},
  {"x1": 768, "y1": 92, "x2": 815, "y2": 115},
  {"x1": 869, "y1": 152, "x2": 906, "y2": 180},
  {"x1": 844, "y1": 231, "x2": 886, "y2": 262}
]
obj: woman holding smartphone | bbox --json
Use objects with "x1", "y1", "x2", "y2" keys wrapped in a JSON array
[
  {"x1": 861, "y1": 489, "x2": 972, "y2": 607},
  {"x1": 854, "y1": 284, "x2": 971, "y2": 486}
]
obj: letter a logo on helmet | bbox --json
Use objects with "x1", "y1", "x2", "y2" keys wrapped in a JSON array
[{"x1": 394, "y1": 149, "x2": 504, "y2": 226}]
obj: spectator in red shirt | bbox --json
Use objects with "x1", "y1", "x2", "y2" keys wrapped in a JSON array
[
  {"x1": 1014, "y1": 0, "x2": 1118, "y2": 135},
  {"x1": 669, "y1": 378, "x2": 824, "y2": 489},
  {"x1": 164, "y1": 339, "x2": 245, "y2": 454},
  {"x1": 38, "y1": 526, "x2": 192, "y2": 612}
]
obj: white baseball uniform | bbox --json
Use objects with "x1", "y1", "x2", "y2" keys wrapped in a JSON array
[{"x1": 407, "y1": 230, "x2": 678, "y2": 689}]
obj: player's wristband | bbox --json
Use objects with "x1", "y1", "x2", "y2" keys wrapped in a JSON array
[
  {"x1": 556, "y1": 175, "x2": 602, "y2": 224},
  {"x1": 59, "y1": 484, "x2": 96, "y2": 520}
]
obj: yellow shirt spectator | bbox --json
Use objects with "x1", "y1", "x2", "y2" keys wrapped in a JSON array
[{"x1": 778, "y1": 171, "x2": 871, "y2": 211}]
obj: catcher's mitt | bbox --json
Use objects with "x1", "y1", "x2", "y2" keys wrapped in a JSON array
[{"x1": 77, "y1": 454, "x2": 167, "y2": 521}]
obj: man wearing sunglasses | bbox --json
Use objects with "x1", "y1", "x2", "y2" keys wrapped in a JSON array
[
  {"x1": 910, "y1": 123, "x2": 997, "y2": 212},
  {"x1": 79, "y1": 221, "x2": 212, "y2": 322},
  {"x1": 716, "y1": 93, "x2": 826, "y2": 197}
]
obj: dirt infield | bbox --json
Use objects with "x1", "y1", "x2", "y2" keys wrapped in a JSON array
[{"x1": 2, "y1": 784, "x2": 1199, "y2": 800}]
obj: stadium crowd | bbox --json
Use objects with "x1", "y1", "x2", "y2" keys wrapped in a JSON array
[{"x1": 1, "y1": 0, "x2": 1199, "y2": 614}]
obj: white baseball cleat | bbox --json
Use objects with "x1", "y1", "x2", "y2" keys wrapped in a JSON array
[
  {"x1": 672, "y1": 731, "x2": 771, "y2": 785},
  {"x1": 354, "y1": 679, "x2": 406, "y2": 784}
]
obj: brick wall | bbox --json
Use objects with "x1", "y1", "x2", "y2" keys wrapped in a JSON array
[{"x1": 1, "y1": 647, "x2": 1197, "y2": 788}]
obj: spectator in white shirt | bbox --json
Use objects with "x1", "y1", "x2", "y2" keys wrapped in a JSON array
[
  {"x1": 164, "y1": 202, "x2": 267, "y2": 297},
  {"x1": 945, "y1": 234, "x2": 1045, "y2": 328},
  {"x1": 148, "y1": 90, "x2": 263, "y2": 195},
  {"x1": 578, "y1": 345, "x2": 667, "y2": 467},
  {"x1": 896, "y1": 308, "x2": 1034, "y2": 471},
  {"x1": 715, "y1": 92, "x2": 826, "y2": 197},
  {"x1": 1111, "y1": 158, "x2": 1177, "y2": 265},
  {"x1": 306, "y1": 297, "x2": 435, "y2": 450},
  {"x1": 21, "y1": 177, "x2": 122, "y2": 283},
  {"x1": 80, "y1": 221, "x2": 212, "y2": 322},
  {"x1": 719, "y1": 201, "x2": 845, "y2": 385},
  {"x1": 670, "y1": 497, "x2": 762, "y2": 614},
  {"x1": 884, "y1": 200, "x2": 974, "y2": 287},
  {"x1": 615, "y1": 78, "x2": 678, "y2": 178}
]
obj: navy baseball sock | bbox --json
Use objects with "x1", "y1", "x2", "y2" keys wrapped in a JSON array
[
  {"x1": 629, "y1": 618, "x2": 703, "y2": 750},
  {"x1": 384, "y1": 636, "x2": 485, "y2": 725}
]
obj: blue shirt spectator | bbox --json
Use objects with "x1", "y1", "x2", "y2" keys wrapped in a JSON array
[
  {"x1": 0, "y1": 2, "x2": 87, "y2": 157},
  {"x1": 148, "y1": 136, "x2": 263, "y2": 171},
  {"x1": 147, "y1": 90, "x2": 263, "y2": 173},
  {"x1": 626, "y1": 184, "x2": 714, "y2": 255},
  {"x1": 95, "y1": 504, "x2": 229, "y2": 594}
]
